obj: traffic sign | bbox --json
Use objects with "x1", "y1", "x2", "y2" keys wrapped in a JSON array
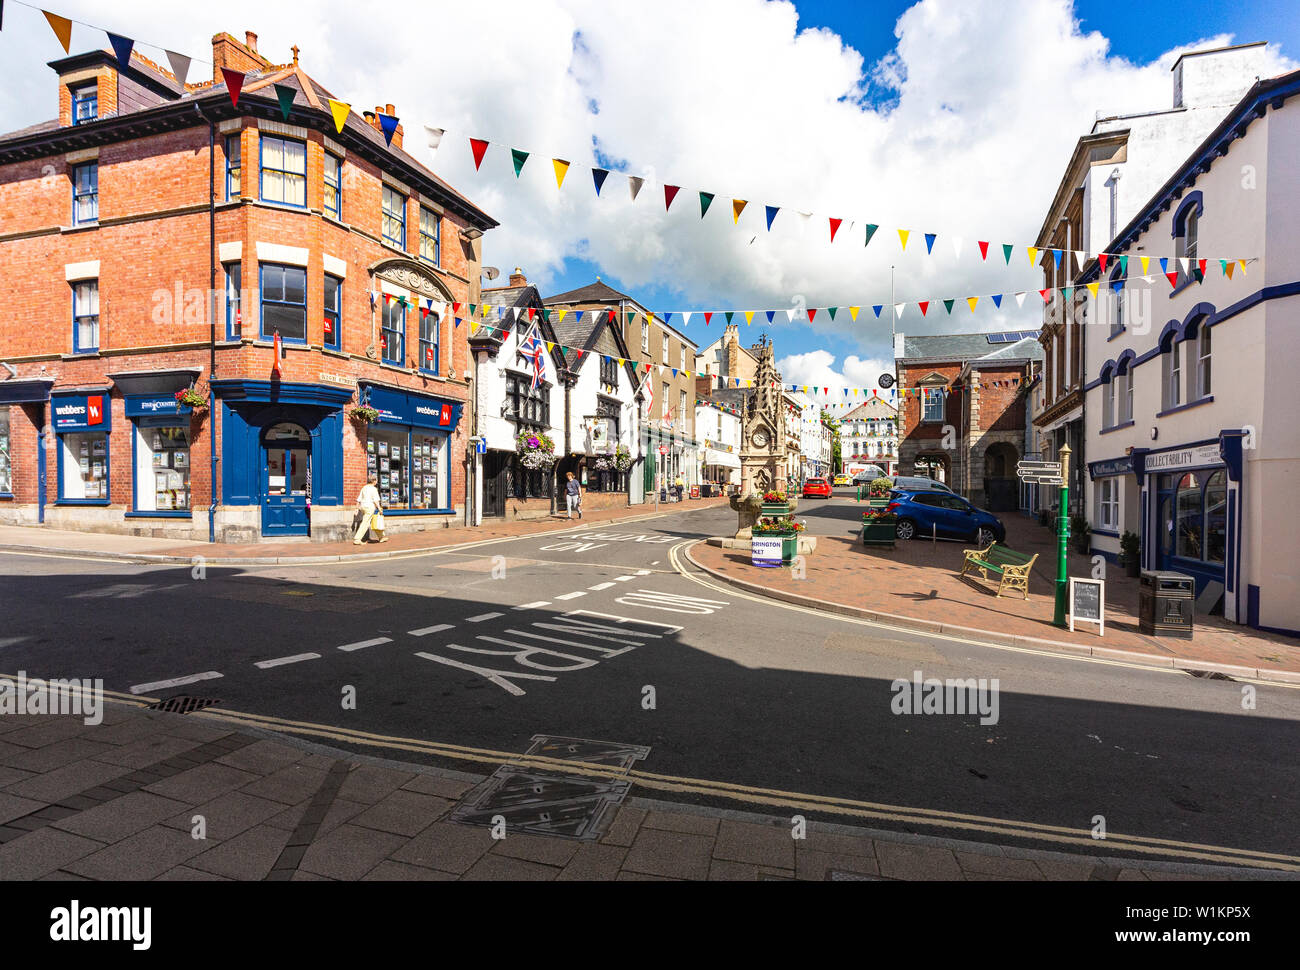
[
  {"x1": 1021, "y1": 475, "x2": 1063, "y2": 486},
  {"x1": 1017, "y1": 460, "x2": 1062, "y2": 472},
  {"x1": 658, "y1": 446, "x2": 669, "y2": 456}
]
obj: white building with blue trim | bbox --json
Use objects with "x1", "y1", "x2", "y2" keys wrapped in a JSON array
[{"x1": 1080, "y1": 65, "x2": 1300, "y2": 635}]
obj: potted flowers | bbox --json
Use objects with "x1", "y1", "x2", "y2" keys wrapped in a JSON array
[
  {"x1": 761, "y1": 490, "x2": 791, "y2": 516},
  {"x1": 864, "y1": 477, "x2": 894, "y2": 509},
  {"x1": 516, "y1": 431, "x2": 557, "y2": 469},
  {"x1": 349, "y1": 405, "x2": 379, "y2": 424},
  {"x1": 174, "y1": 385, "x2": 208, "y2": 412},
  {"x1": 862, "y1": 503, "x2": 898, "y2": 548},
  {"x1": 751, "y1": 515, "x2": 803, "y2": 566}
]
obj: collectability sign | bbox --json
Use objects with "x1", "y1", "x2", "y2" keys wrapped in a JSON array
[{"x1": 751, "y1": 535, "x2": 784, "y2": 568}]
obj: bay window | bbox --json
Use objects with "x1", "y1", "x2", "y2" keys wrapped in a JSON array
[
  {"x1": 260, "y1": 264, "x2": 307, "y2": 343},
  {"x1": 260, "y1": 136, "x2": 307, "y2": 208}
]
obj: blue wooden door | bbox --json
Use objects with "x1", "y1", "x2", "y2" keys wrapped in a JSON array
[{"x1": 262, "y1": 423, "x2": 310, "y2": 537}]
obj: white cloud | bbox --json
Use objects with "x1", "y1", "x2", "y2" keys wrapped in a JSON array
[
  {"x1": 4, "y1": 0, "x2": 1291, "y2": 366},
  {"x1": 777, "y1": 349, "x2": 893, "y2": 411}
]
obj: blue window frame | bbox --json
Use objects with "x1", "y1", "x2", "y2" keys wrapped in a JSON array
[
  {"x1": 224, "y1": 263, "x2": 242, "y2": 340},
  {"x1": 324, "y1": 153, "x2": 342, "y2": 220},
  {"x1": 72, "y1": 162, "x2": 98, "y2": 226},
  {"x1": 418, "y1": 309, "x2": 439, "y2": 373},
  {"x1": 73, "y1": 280, "x2": 99, "y2": 353},
  {"x1": 382, "y1": 185, "x2": 406, "y2": 249},
  {"x1": 72, "y1": 85, "x2": 97, "y2": 125},
  {"x1": 381, "y1": 298, "x2": 406, "y2": 366},
  {"x1": 225, "y1": 135, "x2": 241, "y2": 200},
  {"x1": 419, "y1": 206, "x2": 440, "y2": 265},
  {"x1": 259, "y1": 135, "x2": 307, "y2": 208},
  {"x1": 324, "y1": 275, "x2": 342, "y2": 351},
  {"x1": 57, "y1": 429, "x2": 110, "y2": 504},
  {"x1": 260, "y1": 264, "x2": 307, "y2": 344}
]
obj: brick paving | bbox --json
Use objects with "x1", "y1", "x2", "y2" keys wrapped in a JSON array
[
  {"x1": 688, "y1": 511, "x2": 1300, "y2": 680},
  {"x1": 0, "y1": 495, "x2": 729, "y2": 564},
  {"x1": 0, "y1": 706, "x2": 1288, "y2": 882}
]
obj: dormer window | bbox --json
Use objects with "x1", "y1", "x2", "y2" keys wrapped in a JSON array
[{"x1": 72, "y1": 84, "x2": 98, "y2": 125}]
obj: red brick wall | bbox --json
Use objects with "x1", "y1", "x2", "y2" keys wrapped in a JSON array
[
  {"x1": 898, "y1": 362, "x2": 962, "y2": 444},
  {"x1": 971, "y1": 365, "x2": 1028, "y2": 432}
]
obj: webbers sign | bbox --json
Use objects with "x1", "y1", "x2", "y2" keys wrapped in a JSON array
[{"x1": 52, "y1": 392, "x2": 111, "y2": 432}]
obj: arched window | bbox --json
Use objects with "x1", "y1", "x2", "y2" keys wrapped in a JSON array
[
  {"x1": 1161, "y1": 333, "x2": 1181, "y2": 410},
  {"x1": 1173, "y1": 192, "x2": 1202, "y2": 289},
  {"x1": 1109, "y1": 264, "x2": 1125, "y2": 335}
]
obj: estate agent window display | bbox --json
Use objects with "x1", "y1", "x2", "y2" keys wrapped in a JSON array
[{"x1": 365, "y1": 429, "x2": 447, "y2": 511}]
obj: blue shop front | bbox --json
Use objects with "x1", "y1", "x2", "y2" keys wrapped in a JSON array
[
  {"x1": 214, "y1": 380, "x2": 352, "y2": 539},
  {"x1": 358, "y1": 382, "x2": 463, "y2": 520}
]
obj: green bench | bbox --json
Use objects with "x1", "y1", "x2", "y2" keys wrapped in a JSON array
[{"x1": 960, "y1": 542, "x2": 1038, "y2": 600}]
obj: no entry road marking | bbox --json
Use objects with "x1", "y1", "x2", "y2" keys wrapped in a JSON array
[
  {"x1": 614, "y1": 589, "x2": 730, "y2": 615},
  {"x1": 129, "y1": 671, "x2": 223, "y2": 695}
]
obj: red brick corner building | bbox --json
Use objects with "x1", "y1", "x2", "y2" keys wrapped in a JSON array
[{"x1": 0, "y1": 31, "x2": 496, "y2": 541}]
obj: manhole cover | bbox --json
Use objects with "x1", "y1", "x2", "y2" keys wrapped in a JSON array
[
  {"x1": 146, "y1": 696, "x2": 221, "y2": 715},
  {"x1": 451, "y1": 766, "x2": 631, "y2": 841},
  {"x1": 526, "y1": 735, "x2": 651, "y2": 772}
]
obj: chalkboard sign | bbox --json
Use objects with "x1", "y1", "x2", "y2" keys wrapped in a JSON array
[{"x1": 1068, "y1": 578, "x2": 1104, "y2": 635}]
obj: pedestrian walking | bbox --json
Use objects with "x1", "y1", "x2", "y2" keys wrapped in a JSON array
[
  {"x1": 674, "y1": 473, "x2": 685, "y2": 502},
  {"x1": 352, "y1": 474, "x2": 387, "y2": 544},
  {"x1": 564, "y1": 471, "x2": 583, "y2": 519}
]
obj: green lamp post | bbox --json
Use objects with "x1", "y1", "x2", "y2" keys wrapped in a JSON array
[{"x1": 1052, "y1": 443, "x2": 1071, "y2": 627}]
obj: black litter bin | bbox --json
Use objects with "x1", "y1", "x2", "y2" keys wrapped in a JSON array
[{"x1": 1139, "y1": 570, "x2": 1194, "y2": 639}]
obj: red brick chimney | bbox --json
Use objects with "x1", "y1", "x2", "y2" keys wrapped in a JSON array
[
  {"x1": 509, "y1": 267, "x2": 528, "y2": 287},
  {"x1": 211, "y1": 30, "x2": 270, "y2": 83},
  {"x1": 364, "y1": 104, "x2": 404, "y2": 149}
]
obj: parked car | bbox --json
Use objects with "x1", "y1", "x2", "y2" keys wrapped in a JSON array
[
  {"x1": 802, "y1": 478, "x2": 832, "y2": 499},
  {"x1": 890, "y1": 475, "x2": 956, "y2": 494},
  {"x1": 832, "y1": 474, "x2": 852, "y2": 487},
  {"x1": 850, "y1": 466, "x2": 888, "y2": 486},
  {"x1": 886, "y1": 489, "x2": 1005, "y2": 545}
]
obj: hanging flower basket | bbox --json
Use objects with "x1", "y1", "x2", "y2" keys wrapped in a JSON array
[
  {"x1": 349, "y1": 405, "x2": 379, "y2": 424},
  {"x1": 174, "y1": 386, "x2": 208, "y2": 411},
  {"x1": 611, "y1": 445, "x2": 633, "y2": 472},
  {"x1": 517, "y1": 431, "x2": 557, "y2": 469}
]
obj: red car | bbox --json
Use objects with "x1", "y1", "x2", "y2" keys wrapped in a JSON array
[{"x1": 801, "y1": 478, "x2": 832, "y2": 499}]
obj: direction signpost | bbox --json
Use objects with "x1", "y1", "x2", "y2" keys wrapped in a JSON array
[{"x1": 1017, "y1": 449, "x2": 1071, "y2": 626}]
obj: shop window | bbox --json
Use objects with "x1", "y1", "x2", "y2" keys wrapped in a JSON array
[
  {"x1": 72, "y1": 162, "x2": 98, "y2": 226},
  {"x1": 324, "y1": 275, "x2": 342, "y2": 351},
  {"x1": 72, "y1": 84, "x2": 97, "y2": 125},
  {"x1": 60, "y1": 431, "x2": 108, "y2": 502},
  {"x1": 1175, "y1": 472, "x2": 1202, "y2": 560},
  {"x1": 324, "y1": 152, "x2": 342, "y2": 220},
  {"x1": 364, "y1": 428, "x2": 447, "y2": 510},
  {"x1": 419, "y1": 206, "x2": 440, "y2": 264},
  {"x1": 224, "y1": 263, "x2": 242, "y2": 340},
  {"x1": 381, "y1": 297, "x2": 406, "y2": 366},
  {"x1": 260, "y1": 264, "x2": 307, "y2": 343},
  {"x1": 73, "y1": 280, "x2": 99, "y2": 353},
  {"x1": 1096, "y1": 478, "x2": 1118, "y2": 531},
  {"x1": 382, "y1": 185, "x2": 407, "y2": 249},
  {"x1": 225, "y1": 135, "x2": 241, "y2": 200},
  {"x1": 0, "y1": 406, "x2": 11, "y2": 494},
  {"x1": 418, "y1": 308, "x2": 439, "y2": 373},
  {"x1": 1204, "y1": 470, "x2": 1226, "y2": 565},
  {"x1": 260, "y1": 136, "x2": 307, "y2": 208},
  {"x1": 136, "y1": 424, "x2": 190, "y2": 512}
]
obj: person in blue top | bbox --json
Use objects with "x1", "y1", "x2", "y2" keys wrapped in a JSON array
[{"x1": 564, "y1": 471, "x2": 583, "y2": 519}]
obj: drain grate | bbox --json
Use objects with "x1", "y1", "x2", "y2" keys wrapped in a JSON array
[
  {"x1": 525, "y1": 735, "x2": 651, "y2": 772},
  {"x1": 146, "y1": 695, "x2": 222, "y2": 715},
  {"x1": 451, "y1": 766, "x2": 631, "y2": 841},
  {"x1": 1186, "y1": 669, "x2": 1235, "y2": 681}
]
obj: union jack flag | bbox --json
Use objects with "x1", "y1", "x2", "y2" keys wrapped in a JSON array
[{"x1": 519, "y1": 324, "x2": 546, "y2": 389}]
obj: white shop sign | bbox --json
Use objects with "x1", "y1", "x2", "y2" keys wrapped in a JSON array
[
  {"x1": 751, "y1": 535, "x2": 784, "y2": 568},
  {"x1": 1145, "y1": 444, "x2": 1221, "y2": 472}
]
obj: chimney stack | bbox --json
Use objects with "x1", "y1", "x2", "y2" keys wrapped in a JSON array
[
  {"x1": 508, "y1": 267, "x2": 528, "y2": 287},
  {"x1": 211, "y1": 30, "x2": 270, "y2": 83},
  {"x1": 245, "y1": 31, "x2": 258, "y2": 52}
]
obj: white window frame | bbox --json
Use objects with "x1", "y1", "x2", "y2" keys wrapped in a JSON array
[
  {"x1": 661, "y1": 335, "x2": 669, "y2": 366},
  {"x1": 641, "y1": 321, "x2": 649, "y2": 353},
  {"x1": 1096, "y1": 478, "x2": 1118, "y2": 531},
  {"x1": 922, "y1": 387, "x2": 944, "y2": 423},
  {"x1": 1163, "y1": 342, "x2": 1181, "y2": 410},
  {"x1": 1103, "y1": 378, "x2": 1116, "y2": 429},
  {"x1": 1197, "y1": 325, "x2": 1212, "y2": 398}
]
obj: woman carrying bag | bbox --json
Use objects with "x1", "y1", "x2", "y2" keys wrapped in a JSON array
[{"x1": 353, "y1": 475, "x2": 388, "y2": 544}]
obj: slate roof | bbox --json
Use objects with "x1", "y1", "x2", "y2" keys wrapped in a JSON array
[
  {"x1": 545, "y1": 280, "x2": 640, "y2": 308},
  {"x1": 973, "y1": 337, "x2": 1044, "y2": 363},
  {"x1": 899, "y1": 332, "x2": 1029, "y2": 362}
]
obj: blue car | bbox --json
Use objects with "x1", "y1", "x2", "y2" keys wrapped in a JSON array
[{"x1": 886, "y1": 489, "x2": 1006, "y2": 545}]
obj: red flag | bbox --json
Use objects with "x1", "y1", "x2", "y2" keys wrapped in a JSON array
[
  {"x1": 1197, "y1": 258, "x2": 1207, "y2": 278},
  {"x1": 664, "y1": 185, "x2": 681, "y2": 211},
  {"x1": 919, "y1": 301, "x2": 930, "y2": 316},
  {"x1": 272, "y1": 332, "x2": 283, "y2": 377},
  {"x1": 1039, "y1": 289, "x2": 1051, "y2": 303},
  {"x1": 221, "y1": 68, "x2": 245, "y2": 108},
  {"x1": 1166, "y1": 271, "x2": 1179, "y2": 288},
  {"x1": 828, "y1": 218, "x2": 842, "y2": 242},
  {"x1": 469, "y1": 138, "x2": 490, "y2": 170},
  {"x1": 527, "y1": 307, "x2": 536, "y2": 321},
  {"x1": 1098, "y1": 253, "x2": 1109, "y2": 273},
  {"x1": 807, "y1": 308, "x2": 817, "y2": 323},
  {"x1": 978, "y1": 241, "x2": 990, "y2": 260},
  {"x1": 704, "y1": 311, "x2": 713, "y2": 325}
]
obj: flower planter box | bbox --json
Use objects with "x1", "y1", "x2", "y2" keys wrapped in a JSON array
[
  {"x1": 761, "y1": 502, "x2": 793, "y2": 516},
  {"x1": 862, "y1": 522, "x2": 897, "y2": 548},
  {"x1": 751, "y1": 531, "x2": 797, "y2": 567}
]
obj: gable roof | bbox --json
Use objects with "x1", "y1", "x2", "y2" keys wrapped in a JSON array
[
  {"x1": 472, "y1": 285, "x2": 567, "y2": 372},
  {"x1": 898, "y1": 332, "x2": 1018, "y2": 362},
  {"x1": 544, "y1": 306, "x2": 641, "y2": 388}
]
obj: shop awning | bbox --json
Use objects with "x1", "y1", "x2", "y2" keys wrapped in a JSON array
[{"x1": 703, "y1": 448, "x2": 740, "y2": 469}]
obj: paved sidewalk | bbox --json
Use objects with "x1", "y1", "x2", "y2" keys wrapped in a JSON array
[
  {"x1": 688, "y1": 512, "x2": 1300, "y2": 682},
  {"x1": 0, "y1": 703, "x2": 1286, "y2": 881},
  {"x1": 0, "y1": 496, "x2": 728, "y2": 565}
]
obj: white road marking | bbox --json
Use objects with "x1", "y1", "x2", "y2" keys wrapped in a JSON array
[
  {"x1": 635, "y1": 570, "x2": 653, "y2": 576},
  {"x1": 513, "y1": 601, "x2": 551, "y2": 610},
  {"x1": 466, "y1": 612, "x2": 504, "y2": 623},
  {"x1": 555, "y1": 591, "x2": 586, "y2": 600},
  {"x1": 408, "y1": 624, "x2": 455, "y2": 637},
  {"x1": 587, "y1": 582, "x2": 615, "y2": 591},
  {"x1": 415, "y1": 650, "x2": 557, "y2": 697},
  {"x1": 129, "y1": 671, "x2": 223, "y2": 695},
  {"x1": 255, "y1": 652, "x2": 322, "y2": 668},
  {"x1": 614, "y1": 576, "x2": 635, "y2": 582},
  {"x1": 337, "y1": 637, "x2": 393, "y2": 653},
  {"x1": 615, "y1": 589, "x2": 729, "y2": 614}
]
